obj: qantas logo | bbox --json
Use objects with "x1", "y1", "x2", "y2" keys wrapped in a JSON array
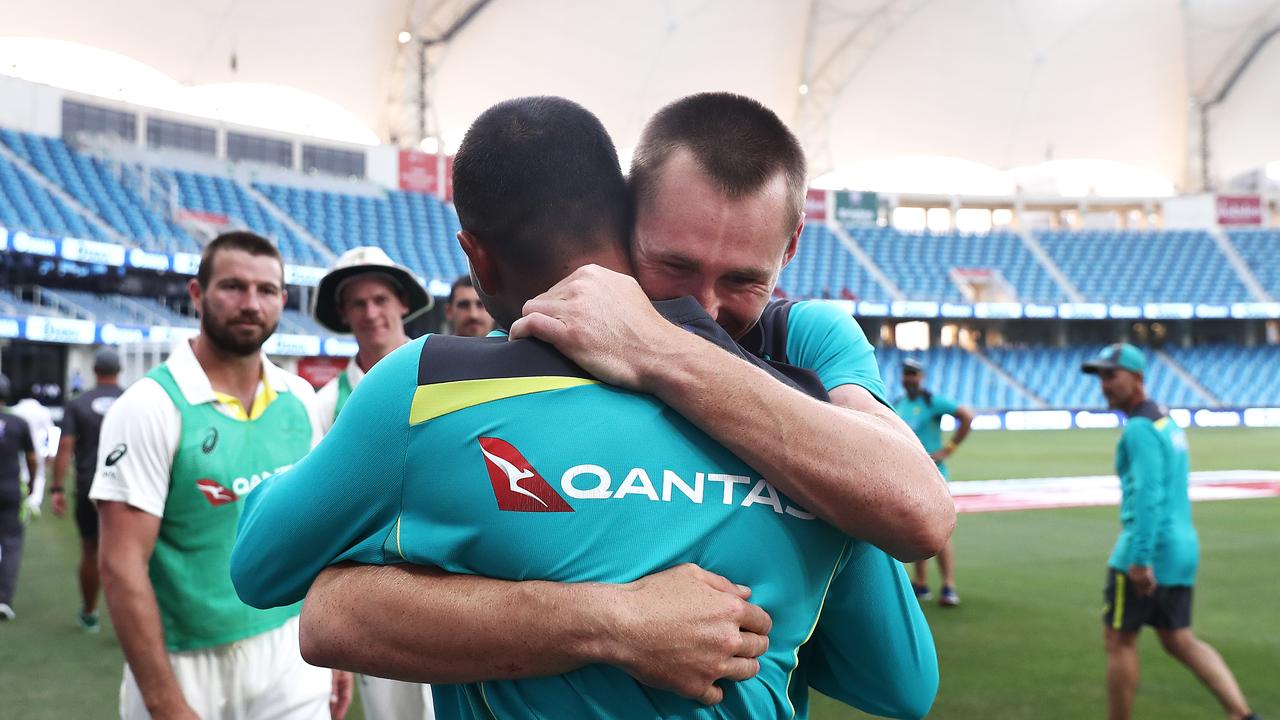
[
  {"x1": 479, "y1": 437, "x2": 573, "y2": 512},
  {"x1": 475, "y1": 437, "x2": 816, "y2": 521},
  {"x1": 195, "y1": 478, "x2": 238, "y2": 507}
]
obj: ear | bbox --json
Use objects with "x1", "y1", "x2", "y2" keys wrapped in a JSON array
[
  {"x1": 187, "y1": 278, "x2": 203, "y2": 310},
  {"x1": 457, "y1": 230, "x2": 500, "y2": 296},
  {"x1": 780, "y1": 217, "x2": 803, "y2": 269}
]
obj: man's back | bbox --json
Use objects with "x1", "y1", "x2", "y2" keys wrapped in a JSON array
[
  {"x1": 63, "y1": 384, "x2": 122, "y2": 493},
  {"x1": 0, "y1": 411, "x2": 33, "y2": 504},
  {"x1": 235, "y1": 319, "x2": 854, "y2": 718}
]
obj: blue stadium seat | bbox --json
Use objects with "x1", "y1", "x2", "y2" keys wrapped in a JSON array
[
  {"x1": 0, "y1": 129, "x2": 196, "y2": 252},
  {"x1": 1225, "y1": 229, "x2": 1280, "y2": 301},
  {"x1": 254, "y1": 182, "x2": 467, "y2": 284},
  {"x1": 984, "y1": 346, "x2": 1211, "y2": 408},
  {"x1": 876, "y1": 346, "x2": 1036, "y2": 410},
  {"x1": 777, "y1": 224, "x2": 892, "y2": 301},
  {"x1": 1035, "y1": 230, "x2": 1249, "y2": 304},
  {"x1": 1164, "y1": 345, "x2": 1280, "y2": 406},
  {"x1": 849, "y1": 227, "x2": 1065, "y2": 303}
]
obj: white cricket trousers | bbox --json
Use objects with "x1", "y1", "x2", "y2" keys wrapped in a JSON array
[
  {"x1": 358, "y1": 675, "x2": 436, "y2": 720},
  {"x1": 120, "y1": 616, "x2": 331, "y2": 719}
]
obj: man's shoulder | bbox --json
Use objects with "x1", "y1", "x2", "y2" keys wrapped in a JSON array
[
  {"x1": 108, "y1": 377, "x2": 177, "y2": 424},
  {"x1": 0, "y1": 410, "x2": 31, "y2": 433},
  {"x1": 417, "y1": 333, "x2": 589, "y2": 386}
]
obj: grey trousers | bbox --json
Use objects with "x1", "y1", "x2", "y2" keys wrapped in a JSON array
[{"x1": 0, "y1": 503, "x2": 24, "y2": 605}]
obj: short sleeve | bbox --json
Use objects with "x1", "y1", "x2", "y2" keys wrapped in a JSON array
[
  {"x1": 931, "y1": 394, "x2": 961, "y2": 418},
  {"x1": 785, "y1": 301, "x2": 888, "y2": 404},
  {"x1": 88, "y1": 378, "x2": 180, "y2": 518}
]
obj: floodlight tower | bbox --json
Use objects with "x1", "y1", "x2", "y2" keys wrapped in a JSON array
[
  {"x1": 792, "y1": 0, "x2": 934, "y2": 180},
  {"x1": 388, "y1": 0, "x2": 492, "y2": 151}
]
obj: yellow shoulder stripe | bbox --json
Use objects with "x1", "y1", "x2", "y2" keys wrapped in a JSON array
[
  {"x1": 1154, "y1": 417, "x2": 1168, "y2": 430},
  {"x1": 410, "y1": 376, "x2": 599, "y2": 425}
]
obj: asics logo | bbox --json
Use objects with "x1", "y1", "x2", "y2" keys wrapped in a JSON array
[{"x1": 478, "y1": 437, "x2": 573, "y2": 513}]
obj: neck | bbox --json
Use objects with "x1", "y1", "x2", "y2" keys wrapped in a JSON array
[
  {"x1": 1123, "y1": 391, "x2": 1148, "y2": 415},
  {"x1": 494, "y1": 247, "x2": 634, "y2": 332},
  {"x1": 355, "y1": 334, "x2": 407, "y2": 373},
  {"x1": 191, "y1": 335, "x2": 262, "y2": 396},
  {"x1": 96, "y1": 375, "x2": 119, "y2": 386}
]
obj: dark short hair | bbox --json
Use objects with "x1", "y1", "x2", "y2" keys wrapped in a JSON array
[
  {"x1": 447, "y1": 274, "x2": 474, "y2": 305},
  {"x1": 630, "y1": 92, "x2": 807, "y2": 234},
  {"x1": 452, "y1": 96, "x2": 629, "y2": 272},
  {"x1": 197, "y1": 231, "x2": 284, "y2": 289}
]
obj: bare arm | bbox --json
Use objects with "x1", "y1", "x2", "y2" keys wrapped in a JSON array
[
  {"x1": 99, "y1": 501, "x2": 198, "y2": 720},
  {"x1": 511, "y1": 266, "x2": 953, "y2": 560},
  {"x1": 301, "y1": 562, "x2": 770, "y2": 705},
  {"x1": 24, "y1": 451, "x2": 38, "y2": 494},
  {"x1": 931, "y1": 405, "x2": 974, "y2": 463},
  {"x1": 51, "y1": 436, "x2": 74, "y2": 517}
]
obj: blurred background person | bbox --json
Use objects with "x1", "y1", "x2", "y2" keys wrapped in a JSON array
[
  {"x1": 895, "y1": 358, "x2": 974, "y2": 607},
  {"x1": 311, "y1": 245, "x2": 434, "y2": 720},
  {"x1": 0, "y1": 372, "x2": 39, "y2": 621},
  {"x1": 51, "y1": 347, "x2": 123, "y2": 632},
  {"x1": 443, "y1": 274, "x2": 494, "y2": 337}
]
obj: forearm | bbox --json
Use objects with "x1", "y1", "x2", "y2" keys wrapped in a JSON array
[
  {"x1": 101, "y1": 556, "x2": 186, "y2": 713},
  {"x1": 25, "y1": 454, "x2": 38, "y2": 494},
  {"x1": 950, "y1": 416, "x2": 973, "y2": 447},
  {"x1": 52, "y1": 441, "x2": 72, "y2": 490},
  {"x1": 300, "y1": 564, "x2": 618, "y2": 683},
  {"x1": 645, "y1": 334, "x2": 950, "y2": 559}
]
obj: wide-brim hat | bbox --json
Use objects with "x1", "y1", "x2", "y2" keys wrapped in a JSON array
[{"x1": 313, "y1": 246, "x2": 432, "y2": 333}]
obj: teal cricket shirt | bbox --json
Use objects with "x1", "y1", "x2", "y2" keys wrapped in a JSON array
[
  {"x1": 1109, "y1": 400, "x2": 1199, "y2": 586},
  {"x1": 893, "y1": 391, "x2": 960, "y2": 479},
  {"x1": 233, "y1": 299, "x2": 935, "y2": 719}
]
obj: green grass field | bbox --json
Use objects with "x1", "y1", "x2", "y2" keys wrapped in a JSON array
[{"x1": 3, "y1": 428, "x2": 1277, "y2": 719}]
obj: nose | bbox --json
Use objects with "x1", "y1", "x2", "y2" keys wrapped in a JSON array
[{"x1": 694, "y1": 285, "x2": 720, "y2": 321}]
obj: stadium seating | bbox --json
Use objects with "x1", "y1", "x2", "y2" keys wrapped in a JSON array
[
  {"x1": 36, "y1": 288, "x2": 197, "y2": 327},
  {"x1": 0, "y1": 130, "x2": 195, "y2": 252},
  {"x1": 280, "y1": 308, "x2": 335, "y2": 337},
  {"x1": 164, "y1": 170, "x2": 324, "y2": 266},
  {"x1": 1035, "y1": 230, "x2": 1249, "y2": 304},
  {"x1": 777, "y1": 224, "x2": 891, "y2": 301},
  {"x1": 985, "y1": 346, "x2": 1212, "y2": 408},
  {"x1": 875, "y1": 346, "x2": 1037, "y2": 410},
  {"x1": 255, "y1": 183, "x2": 467, "y2": 283},
  {"x1": 0, "y1": 288, "x2": 55, "y2": 317},
  {"x1": 0, "y1": 152, "x2": 105, "y2": 242},
  {"x1": 1164, "y1": 345, "x2": 1280, "y2": 406},
  {"x1": 1225, "y1": 229, "x2": 1280, "y2": 301},
  {"x1": 847, "y1": 227, "x2": 1065, "y2": 303}
]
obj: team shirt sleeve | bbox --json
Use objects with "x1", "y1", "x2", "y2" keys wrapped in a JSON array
[
  {"x1": 280, "y1": 372, "x2": 325, "y2": 449},
  {"x1": 87, "y1": 379, "x2": 180, "y2": 518},
  {"x1": 931, "y1": 394, "x2": 961, "y2": 419},
  {"x1": 231, "y1": 342, "x2": 418, "y2": 609},
  {"x1": 785, "y1": 301, "x2": 889, "y2": 404},
  {"x1": 804, "y1": 541, "x2": 939, "y2": 719},
  {"x1": 1122, "y1": 420, "x2": 1167, "y2": 569}
]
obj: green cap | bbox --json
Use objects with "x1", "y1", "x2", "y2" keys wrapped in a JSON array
[{"x1": 1081, "y1": 343, "x2": 1146, "y2": 375}]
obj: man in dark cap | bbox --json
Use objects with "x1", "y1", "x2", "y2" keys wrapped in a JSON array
[
  {"x1": 0, "y1": 372, "x2": 39, "y2": 620},
  {"x1": 51, "y1": 348, "x2": 124, "y2": 632},
  {"x1": 894, "y1": 358, "x2": 974, "y2": 607},
  {"x1": 1083, "y1": 343, "x2": 1258, "y2": 720}
]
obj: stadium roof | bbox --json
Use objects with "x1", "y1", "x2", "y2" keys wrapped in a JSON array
[{"x1": 3, "y1": 0, "x2": 1279, "y2": 191}]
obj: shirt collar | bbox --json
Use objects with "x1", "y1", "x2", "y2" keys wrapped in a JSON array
[{"x1": 166, "y1": 338, "x2": 294, "y2": 407}]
